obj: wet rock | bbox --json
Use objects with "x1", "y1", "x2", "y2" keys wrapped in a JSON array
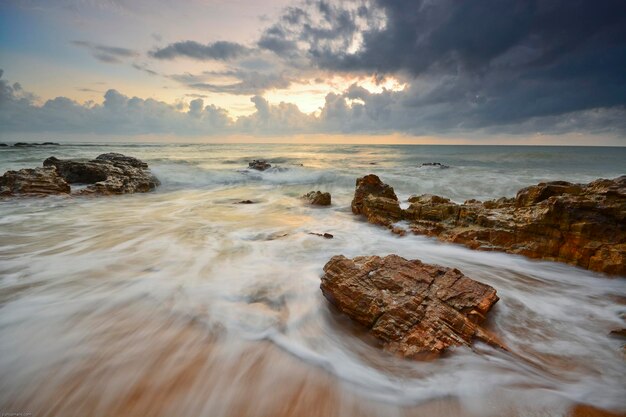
[
  {"x1": 0, "y1": 143, "x2": 8, "y2": 147},
  {"x1": 351, "y1": 175, "x2": 626, "y2": 276},
  {"x1": 309, "y1": 232, "x2": 334, "y2": 239},
  {"x1": 249, "y1": 160, "x2": 271, "y2": 171},
  {"x1": 0, "y1": 167, "x2": 70, "y2": 196},
  {"x1": 320, "y1": 254, "x2": 503, "y2": 358},
  {"x1": 421, "y1": 162, "x2": 450, "y2": 169},
  {"x1": 352, "y1": 174, "x2": 401, "y2": 226},
  {"x1": 43, "y1": 153, "x2": 159, "y2": 195},
  {"x1": 301, "y1": 190, "x2": 331, "y2": 206}
]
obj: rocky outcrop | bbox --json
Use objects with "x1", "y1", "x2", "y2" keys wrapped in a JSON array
[
  {"x1": 320, "y1": 254, "x2": 503, "y2": 358},
  {"x1": 43, "y1": 153, "x2": 159, "y2": 195},
  {"x1": 352, "y1": 175, "x2": 626, "y2": 276},
  {"x1": 0, "y1": 167, "x2": 70, "y2": 196},
  {"x1": 249, "y1": 160, "x2": 271, "y2": 171},
  {"x1": 301, "y1": 190, "x2": 331, "y2": 206},
  {"x1": 1, "y1": 153, "x2": 159, "y2": 197},
  {"x1": 351, "y1": 174, "x2": 402, "y2": 226}
]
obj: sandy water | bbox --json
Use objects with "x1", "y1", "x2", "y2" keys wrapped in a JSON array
[{"x1": 1, "y1": 144, "x2": 625, "y2": 417}]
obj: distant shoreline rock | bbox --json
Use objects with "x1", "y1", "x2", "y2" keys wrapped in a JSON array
[
  {"x1": 13, "y1": 142, "x2": 60, "y2": 147},
  {"x1": 351, "y1": 174, "x2": 626, "y2": 276},
  {"x1": 1, "y1": 152, "x2": 159, "y2": 197},
  {"x1": 421, "y1": 162, "x2": 450, "y2": 169},
  {"x1": 320, "y1": 254, "x2": 504, "y2": 358}
]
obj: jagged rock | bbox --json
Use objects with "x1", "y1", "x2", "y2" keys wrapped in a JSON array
[
  {"x1": 249, "y1": 160, "x2": 271, "y2": 171},
  {"x1": 0, "y1": 167, "x2": 70, "y2": 196},
  {"x1": 43, "y1": 152, "x2": 159, "y2": 195},
  {"x1": 320, "y1": 254, "x2": 503, "y2": 358},
  {"x1": 301, "y1": 190, "x2": 331, "y2": 206},
  {"x1": 351, "y1": 175, "x2": 626, "y2": 276},
  {"x1": 352, "y1": 174, "x2": 401, "y2": 226}
]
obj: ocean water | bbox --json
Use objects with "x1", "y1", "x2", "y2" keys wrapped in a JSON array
[{"x1": 0, "y1": 143, "x2": 625, "y2": 417}]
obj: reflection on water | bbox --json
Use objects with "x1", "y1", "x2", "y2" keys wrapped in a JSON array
[{"x1": 1, "y1": 144, "x2": 625, "y2": 417}]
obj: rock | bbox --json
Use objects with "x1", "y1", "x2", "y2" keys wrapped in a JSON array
[
  {"x1": 236, "y1": 200, "x2": 256, "y2": 204},
  {"x1": 249, "y1": 160, "x2": 271, "y2": 171},
  {"x1": 309, "y1": 232, "x2": 334, "y2": 239},
  {"x1": 301, "y1": 190, "x2": 331, "y2": 206},
  {"x1": 0, "y1": 143, "x2": 8, "y2": 147},
  {"x1": 95, "y1": 152, "x2": 148, "y2": 168},
  {"x1": 351, "y1": 175, "x2": 626, "y2": 276},
  {"x1": 0, "y1": 167, "x2": 70, "y2": 196},
  {"x1": 320, "y1": 254, "x2": 503, "y2": 358},
  {"x1": 13, "y1": 142, "x2": 60, "y2": 147},
  {"x1": 43, "y1": 153, "x2": 159, "y2": 195},
  {"x1": 352, "y1": 174, "x2": 401, "y2": 226},
  {"x1": 421, "y1": 162, "x2": 450, "y2": 169}
]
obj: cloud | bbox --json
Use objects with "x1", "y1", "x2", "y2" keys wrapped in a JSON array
[
  {"x1": 256, "y1": 0, "x2": 626, "y2": 130},
  {"x1": 71, "y1": 40, "x2": 139, "y2": 64},
  {"x1": 0, "y1": 72, "x2": 232, "y2": 135},
  {"x1": 149, "y1": 40, "x2": 251, "y2": 61},
  {"x1": 170, "y1": 69, "x2": 294, "y2": 95},
  {"x1": 2, "y1": 71, "x2": 624, "y2": 138}
]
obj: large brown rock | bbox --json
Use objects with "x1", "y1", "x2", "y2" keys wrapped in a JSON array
[
  {"x1": 351, "y1": 175, "x2": 626, "y2": 276},
  {"x1": 320, "y1": 255, "x2": 503, "y2": 358},
  {"x1": 351, "y1": 174, "x2": 402, "y2": 226},
  {"x1": 43, "y1": 153, "x2": 160, "y2": 195},
  {"x1": 0, "y1": 167, "x2": 70, "y2": 196}
]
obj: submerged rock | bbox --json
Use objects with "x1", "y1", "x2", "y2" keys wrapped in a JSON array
[
  {"x1": 351, "y1": 174, "x2": 626, "y2": 276},
  {"x1": 421, "y1": 162, "x2": 450, "y2": 169},
  {"x1": 320, "y1": 254, "x2": 503, "y2": 358},
  {"x1": 43, "y1": 153, "x2": 159, "y2": 195},
  {"x1": 249, "y1": 160, "x2": 271, "y2": 171},
  {"x1": 301, "y1": 190, "x2": 331, "y2": 206},
  {"x1": 309, "y1": 232, "x2": 334, "y2": 239},
  {"x1": 0, "y1": 167, "x2": 70, "y2": 196}
]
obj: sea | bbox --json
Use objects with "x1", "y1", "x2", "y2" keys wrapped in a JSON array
[{"x1": 1, "y1": 143, "x2": 625, "y2": 417}]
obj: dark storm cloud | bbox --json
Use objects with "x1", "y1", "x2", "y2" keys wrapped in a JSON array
[
  {"x1": 149, "y1": 40, "x2": 251, "y2": 61},
  {"x1": 259, "y1": 0, "x2": 626, "y2": 131},
  {"x1": 71, "y1": 40, "x2": 139, "y2": 63}
]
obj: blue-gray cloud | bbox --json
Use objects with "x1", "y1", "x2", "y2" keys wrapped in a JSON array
[
  {"x1": 72, "y1": 40, "x2": 139, "y2": 64},
  {"x1": 149, "y1": 40, "x2": 251, "y2": 61},
  {"x1": 2, "y1": 71, "x2": 625, "y2": 138}
]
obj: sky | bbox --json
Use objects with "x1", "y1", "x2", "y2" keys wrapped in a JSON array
[{"x1": 0, "y1": 0, "x2": 625, "y2": 145}]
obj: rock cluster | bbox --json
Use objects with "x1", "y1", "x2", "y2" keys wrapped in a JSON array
[
  {"x1": 351, "y1": 174, "x2": 626, "y2": 276},
  {"x1": 249, "y1": 160, "x2": 271, "y2": 171},
  {"x1": 1, "y1": 153, "x2": 159, "y2": 197},
  {"x1": 320, "y1": 254, "x2": 503, "y2": 357},
  {"x1": 13, "y1": 142, "x2": 60, "y2": 147},
  {"x1": 301, "y1": 190, "x2": 331, "y2": 206}
]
